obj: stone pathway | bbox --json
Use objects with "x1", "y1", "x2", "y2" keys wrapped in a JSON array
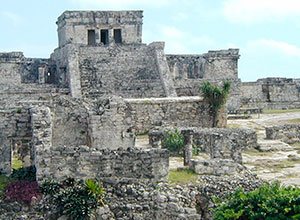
[{"x1": 228, "y1": 111, "x2": 300, "y2": 186}]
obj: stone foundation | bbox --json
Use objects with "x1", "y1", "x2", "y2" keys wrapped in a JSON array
[{"x1": 266, "y1": 124, "x2": 300, "y2": 144}]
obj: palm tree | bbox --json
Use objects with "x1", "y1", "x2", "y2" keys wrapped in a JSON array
[{"x1": 200, "y1": 81, "x2": 231, "y2": 127}]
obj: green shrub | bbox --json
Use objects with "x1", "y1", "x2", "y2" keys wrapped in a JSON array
[
  {"x1": 213, "y1": 182, "x2": 300, "y2": 220},
  {"x1": 41, "y1": 177, "x2": 105, "y2": 220},
  {"x1": 0, "y1": 175, "x2": 11, "y2": 199},
  {"x1": 162, "y1": 129, "x2": 184, "y2": 154}
]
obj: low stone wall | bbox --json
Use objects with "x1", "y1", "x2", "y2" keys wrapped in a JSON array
[
  {"x1": 125, "y1": 96, "x2": 225, "y2": 134},
  {"x1": 191, "y1": 128, "x2": 257, "y2": 163},
  {"x1": 190, "y1": 159, "x2": 245, "y2": 176},
  {"x1": 149, "y1": 127, "x2": 257, "y2": 164},
  {"x1": 36, "y1": 146, "x2": 169, "y2": 183},
  {"x1": 266, "y1": 124, "x2": 300, "y2": 144}
]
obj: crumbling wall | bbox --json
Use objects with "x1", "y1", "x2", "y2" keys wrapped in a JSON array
[
  {"x1": 167, "y1": 49, "x2": 241, "y2": 111},
  {"x1": 36, "y1": 146, "x2": 169, "y2": 183},
  {"x1": 0, "y1": 108, "x2": 32, "y2": 174},
  {"x1": 125, "y1": 96, "x2": 219, "y2": 134},
  {"x1": 51, "y1": 96, "x2": 90, "y2": 147},
  {"x1": 78, "y1": 44, "x2": 166, "y2": 99},
  {"x1": 241, "y1": 78, "x2": 300, "y2": 109},
  {"x1": 0, "y1": 52, "x2": 56, "y2": 86},
  {"x1": 88, "y1": 97, "x2": 135, "y2": 150},
  {"x1": 266, "y1": 124, "x2": 300, "y2": 144},
  {"x1": 191, "y1": 128, "x2": 257, "y2": 163},
  {"x1": 0, "y1": 52, "x2": 23, "y2": 86}
]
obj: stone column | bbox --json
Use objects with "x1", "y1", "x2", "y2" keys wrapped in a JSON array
[
  {"x1": 30, "y1": 106, "x2": 52, "y2": 183},
  {"x1": 182, "y1": 129, "x2": 193, "y2": 166},
  {"x1": 38, "y1": 66, "x2": 46, "y2": 84}
]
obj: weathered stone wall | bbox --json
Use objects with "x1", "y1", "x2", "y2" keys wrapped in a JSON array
[
  {"x1": 125, "y1": 96, "x2": 221, "y2": 134},
  {"x1": 78, "y1": 43, "x2": 167, "y2": 99},
  {"x1": 0, "y1": 108, "x2": 32, "y2": 174},
  {"x1": 191, "y1": 128, "x2": 257, "y2": 163},
  {"x1": 166, "y1": 49, "x2": 241, "y2": 111},
  {"x1": 266, "y1": 124, "x2": 300, "y2": 144},
  {"x1": 149, "y1": 127, "x2": 257, "y2": 164},
  {"x1": 35, "y1": 146, "x2": 169, "y2": 183},
  {"x1": 0, "y1": 52, "x2": 56, "y2": 86},
  {"x1": 30, "y1": 106, "x2": 52, "y2": 182},
  {"x1": 51, "y1": 96, "x2": 90, "y2": 147},
  {"x1": 88, "y1": 97, "x2": 135, "y2": 150},
  {"x1": 57, "y1": 11, "x2": 143, "y2": 47},
  {"x1": 241, "y1": 78, "x2": 300, "y2": 109},
  {"x1": 0, "y1": 52, "x2": 23, "y2": 85}
]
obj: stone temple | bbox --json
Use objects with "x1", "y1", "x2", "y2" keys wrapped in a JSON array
[
  {"x1": 0, "y1": 10, "x2": 298, "y2": 182},
  {"x1": 1, "y1": 9, "x2": 299, "y2": 220}
]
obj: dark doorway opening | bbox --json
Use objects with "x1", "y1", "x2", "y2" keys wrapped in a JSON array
[
  {"x1": 114, "y1": 29, "x2": 122, "y2": 44},
  {"x1": 101, "y1": 29, "x2": 109, "y2": 45},
  {"x1": 88, "y1": 30, "x2": 96, "y2": 46}
]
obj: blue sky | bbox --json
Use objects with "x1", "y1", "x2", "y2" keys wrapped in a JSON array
[{"x1": 0, "y1": 0, "x2": 299, "y2": 81}]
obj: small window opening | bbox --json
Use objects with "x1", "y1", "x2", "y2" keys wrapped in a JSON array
[
  {"x1": 88, "y1": 30, "x2": 96, "y2": 46},
  {"x1": 101, "y1": 29, "x2": 109, "y2": 45},
  {"x1": 114, "y1": 29, "x2": 122, "y2": 44}
]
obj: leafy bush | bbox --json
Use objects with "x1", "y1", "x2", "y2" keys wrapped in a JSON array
[
  {"x1": 4, "y1": 180, "x2": 41, "y2": 205},
  {"x1": 41, "y1": 178, "x2": 105, "y2": 220},
  {"x1": 0, "y1": 175, "x2": 11, "y2": 199},
  {"x1": 10, "y1": 165, "x2": 36, "y2": 181},
  {"x1": 213, "y1": 182, "x2": 300, "y2": 220},
  {"x1": 200, "y1": 81, "x2": 231, "y2": 127},
  {"x1": 162, "y1": 129, "x2": 184, "y2": 154}
]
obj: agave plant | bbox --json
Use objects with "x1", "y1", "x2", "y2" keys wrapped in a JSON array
[{"x1": 200, "y1": 81, "x2": 231, "y2": 127}]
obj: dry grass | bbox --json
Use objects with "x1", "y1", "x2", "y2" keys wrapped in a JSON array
[
  {"x1": 168, "y1": 168, "x2": 198, "y2": 185},
  {"x1": 263, "y1": 108, "x2": 300, "y2": 114}
]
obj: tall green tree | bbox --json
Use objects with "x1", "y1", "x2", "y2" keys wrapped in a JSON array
[{"x1": 200, "y1": 81, "x2": 231, "y2": 127}]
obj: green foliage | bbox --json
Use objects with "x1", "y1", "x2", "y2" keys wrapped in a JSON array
[
  {"x1": 168, "y1": 168, "x2": 198, "y2": 185},
  {"x1": 11, "y1": 156, "x2": 23, "y2": 170},
  {"x1": 0, "y1": 175, "x2": 11, "y2": 199},
  {"x1": 10, "y1": 166, "x2": 36, "y2": 181},
  {"x1": 41, "y1": 177, "x2": 105, "y2": 220},
  {"x1": 200, "y1": 81, "x2": 231, "y2": 127},
  {"x1": 162, "y1": 129, "x2": 184, "y2": 154},
  {"x1": 213, "y1": 182, "x2": 300, "y2": 220}
]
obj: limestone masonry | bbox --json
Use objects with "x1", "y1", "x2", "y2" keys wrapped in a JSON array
[{"x1": 0, "y1": 10, "x2": 284, "y2": 219}]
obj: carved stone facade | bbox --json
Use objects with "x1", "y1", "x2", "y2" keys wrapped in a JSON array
[{"x1": 0, "y1": 10, "x2": 236, "y2": 181}]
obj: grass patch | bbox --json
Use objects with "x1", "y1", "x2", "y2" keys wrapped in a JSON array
[
  {"x1": 11, "y1": 156, "x2": 23, "y2": 170},
  {"x1": 243, "y1": 149, "x2": 272, "y2": 157},
  {"x1": 227, "y1": 123, "x2": 242, "y2": 128},
  {"x1": 245, "y1": 159, "x2": 299, "y2": 173},
  {"x1": 286, "y1": 118, "x2": 300, "y2": 124},
  {"x1": 168, "y1": 168, "x2": 198, "y2": 185},
  {"x1": 263, "y1": 108, "x2": 300, "y2": 114}
]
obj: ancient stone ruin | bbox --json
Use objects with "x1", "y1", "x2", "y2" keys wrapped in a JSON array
[
  {"x1": 0, "y1": 10, "x2": 241, "y2": 178},
  {"x1": 1, "y1": 10, "x2": 296, "y2": 219}
]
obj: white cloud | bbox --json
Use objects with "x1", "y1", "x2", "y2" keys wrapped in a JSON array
[
  {"x1": 0, "y1": 11, "x2": 23, "y2": 26},
  {"x1": 223, "y1": 0, "x2": 300, "y2": 23},
  {"x1": 248, "y1": 39, "x2": 300, "y2": 57},
  {"x1": 69, "y1": 0, "x2": 171, "y2": 9},
  {"x1": 171, "y1": 12, "x2": 188, "y2": 22},
  {"x1": 153, "y1": 25, "x2": 215, "y2": 54}
]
